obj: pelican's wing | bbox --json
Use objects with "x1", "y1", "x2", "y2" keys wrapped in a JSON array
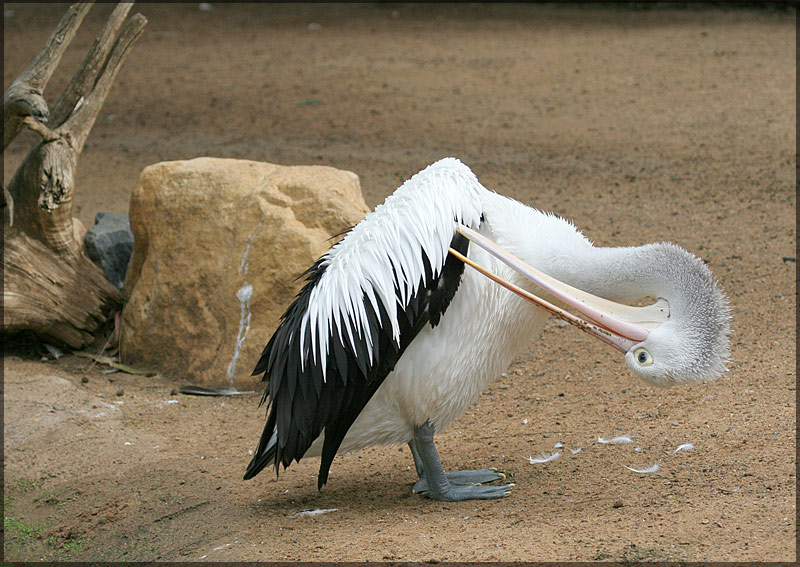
[{"x1": 244, "y1": 158, "x2": 486, "y2": 487}]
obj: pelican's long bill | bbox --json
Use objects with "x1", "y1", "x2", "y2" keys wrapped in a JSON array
[{"x1": 451, "y1": 224, "x2": 670, "y2": 353}]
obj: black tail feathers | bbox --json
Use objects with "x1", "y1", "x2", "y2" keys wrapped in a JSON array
[{"x1": 243, "y1": 424, "x2": 277, "y2": 480}]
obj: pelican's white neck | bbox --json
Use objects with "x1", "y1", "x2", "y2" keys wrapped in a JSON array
[{"x1": 480, "y1": 192, "x2": 731, "y2": 386}]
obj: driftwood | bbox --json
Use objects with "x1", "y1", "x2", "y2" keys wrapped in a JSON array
[{"x1": 3, "y1": 2, "x2": 147, "y2": 348}]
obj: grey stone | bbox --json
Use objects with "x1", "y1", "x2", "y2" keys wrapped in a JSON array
[{"x1": 84, "y1": 212, "x2": 134, "y2": 290}]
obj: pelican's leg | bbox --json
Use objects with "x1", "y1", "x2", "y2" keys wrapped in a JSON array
[
  {"x1": 409, "y1": 434, "x2": 506, "y2": 493},
  {"x1": 410, "y1": 438, "x2": 505, "y2": 492},
  {"x1": 409, "y1": 440, "x2": 426, "y2": 478},
  {"x1": 411, "y1": 421, "x2": 513, "y2": 501}
]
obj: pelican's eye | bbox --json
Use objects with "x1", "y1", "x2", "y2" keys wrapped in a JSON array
[{"x1": 634, "y1": 347, "x2": 653, "y2": 367}]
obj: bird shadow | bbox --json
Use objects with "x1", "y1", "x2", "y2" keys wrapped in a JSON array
[{"x1": 244, "y1": 469, "x2": 423, "y2": 518}]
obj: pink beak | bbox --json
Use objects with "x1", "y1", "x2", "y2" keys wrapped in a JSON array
[{"x1": 450, "y1": 224, "x2": 669, "y2": 353}]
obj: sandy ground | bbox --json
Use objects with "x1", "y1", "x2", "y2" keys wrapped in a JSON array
[{"x1": 2, "y1": 3, "x2": 796, "y2": 562}]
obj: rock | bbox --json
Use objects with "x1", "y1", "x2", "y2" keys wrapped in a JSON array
[
  {"x1": 84, "y1": 212, "x2": 134, "y2": 289},
  {"x1": 120, "y1": 157, "x2": 369, "y2": 386}
]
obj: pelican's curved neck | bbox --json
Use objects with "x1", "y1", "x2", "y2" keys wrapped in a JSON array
[
  {"x1": 545, "y1": 245, "x2": 665, "y2": 304},
  {"x1": 480, "y1": 194, "x2": 704, "y2": 309}
]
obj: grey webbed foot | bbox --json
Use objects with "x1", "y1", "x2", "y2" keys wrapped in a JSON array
[
  {"x1": 410, "y1": 422, "x2": 514, "y2": 501},
  {"x1": 412, "y1": 468, "x2": 505, "y2": 494},
  {"x1": 423, "y1": 482, "x2": 513, "y2": 501}
]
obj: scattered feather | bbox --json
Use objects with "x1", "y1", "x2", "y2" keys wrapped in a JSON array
[
  {"x1": 291, "y1": 508, "x2": 338, "y2": 517},
  {"x1": 570, "y1": 447, "x2": 582, "y2": 454},
  {"x1": 553, "y1": 442, "x2": 564, "y2": 449},
  {"x1": 598, "y1": 435, "x2": 632, "y2": 444},
  {"x1": 44, "y1": 344, "x2": 64, "y2": 359},
  {"x1": 522, "y1": 418, "x2": 529, "y2": 424},
  {"x1": 178, "y1": 385, "x2": 253, "y2": 396},
  {"x1": 624, "y1": 464, "x2": 660, "y2": 474},
  {"x1": 674, "y1": 443, "x2": 695, "y2": 453},
  {"x1": 527, "y1": 452, "x2": 561, "y2": 464}
]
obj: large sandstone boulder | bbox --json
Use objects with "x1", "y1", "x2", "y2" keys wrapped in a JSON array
[{"x1": 120, "y1": 157, "x2": 369, "y2": 387}]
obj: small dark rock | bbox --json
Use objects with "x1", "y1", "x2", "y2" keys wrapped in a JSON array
[
  {"x1": 116, "y1": 389, "x2": 124, "y2": 396},
  {"x1": 81, "y1": 376, "x2": 89, "y2": 384},
  {"x1": 170, "y1": 388, "x2": 178, "y2": 396},
  {"x1": 84, "y1": 212, "x2": 134, "y2": 289},
  {"x1": 612, "y1": 501, "x2": 624, "y2": 508}
]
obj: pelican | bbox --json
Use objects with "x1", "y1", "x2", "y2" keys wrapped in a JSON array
[{"x1": 244, "y1": 158, "x2": 730, "y2": 501}]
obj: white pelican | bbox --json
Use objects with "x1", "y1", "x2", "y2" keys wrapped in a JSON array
[{"x1": 244, "y1": 158, "x2": 730, "y2": 501}]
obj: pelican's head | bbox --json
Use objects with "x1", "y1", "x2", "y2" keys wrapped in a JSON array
[
  {"x1": 453, "y1": 226, "x2": 732, "y2": 388},
  {"x1": 618, "y1": 242, "x2": 731, "y2": 387}
]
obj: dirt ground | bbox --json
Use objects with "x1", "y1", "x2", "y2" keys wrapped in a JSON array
[{"x1": 2, "y1": 3, "x2": 796, "y2": 562}]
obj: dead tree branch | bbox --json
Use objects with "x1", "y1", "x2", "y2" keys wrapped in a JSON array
[
  {"x1": 3, "y1": 2, "x2": 147, "y2": 348},
  {"x1": 3, "y1": 2, "x2": 93, "y2": 150}
]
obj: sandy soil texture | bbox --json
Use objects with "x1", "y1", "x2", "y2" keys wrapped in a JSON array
[{"x1": 2, "y1": 3, "x2": 796, "y2": 562}]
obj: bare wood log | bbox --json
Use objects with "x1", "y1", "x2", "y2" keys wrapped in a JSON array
[
  {"x1": 3, "y1": 3, "x2": 146, "y2": 347},
  {"x1": 8, "y1": 136, "x2": 80, "y2": 256},
  {"x1": 48, "y1": 2, "x2": 134, "y2": 129},
  {"x1": 63, "y1": 13, "x2": 147, "y2": 154},
  {"x1": 3, "y1": 231, "x2": 121, "y2": 348},
  {"x1": 7, "y1": 12, "x2": 147, "y2": 255},
  {"x1": 3, "y1": 3, "x2": 93, "y2": 150}
]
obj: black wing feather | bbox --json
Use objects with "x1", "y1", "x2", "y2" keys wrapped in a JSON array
[{"x1": 244, "y1": 229, "x2": 471, "y2": 486}]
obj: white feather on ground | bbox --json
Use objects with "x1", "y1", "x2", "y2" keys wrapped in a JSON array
[
  {"x1": 598, "y1": 435, "x2": 633, "y2": 444},
  {"x1": 527, "y1": 452, "x2": 561, "y2": 464},
  {"x1": 291, "y1": 508, "x2": 339, "y2": 517},
  {"x1": 623, "y1": 464, "x2": 660, "y2": 474}
]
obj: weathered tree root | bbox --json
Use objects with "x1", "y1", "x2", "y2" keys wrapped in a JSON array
[{"x1": 3, "y1": 2, "x2": 147, "y2": 347}]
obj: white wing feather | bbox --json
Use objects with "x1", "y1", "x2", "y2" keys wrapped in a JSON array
[{"x1": 300, "y1": 158, "x2": 488, "y2": 378}]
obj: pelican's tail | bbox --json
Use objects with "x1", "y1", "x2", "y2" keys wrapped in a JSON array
[{"x1": 243, "y1": 423, "x2": 278, "y2": 480}]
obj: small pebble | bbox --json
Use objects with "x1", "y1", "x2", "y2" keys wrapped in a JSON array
[
  {"x1": 612, "y1": 501, "x2": 624, "y2": 508},
  {"x1": 116, "y1": 389, "x2": 124, "y2": 396},
  {"x1": 81, "y1": 377, "x2": 89, "y2": 384},
  {"x1": 170, "y1": 388, "x2": 178, "y2": 396}
]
